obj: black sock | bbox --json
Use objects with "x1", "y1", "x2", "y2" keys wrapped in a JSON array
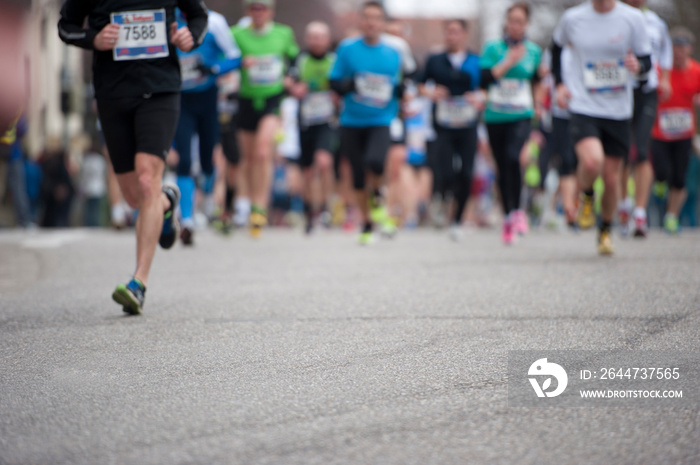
[
  {"x1": 600, "y1": 221, "x2": 612, "y2": 234},
  {"x1": 363, "y1": 221, "x2": 373, "y2": 233},
  {"x1": 304, "y1": 201, "x2": 313, "y2": 220},
  {"x1": 225, "y1": 186, "x2": 236, "y2": 212},
  {"x1": 583, "y1": 189, "x2": 594, "y2": 199}
]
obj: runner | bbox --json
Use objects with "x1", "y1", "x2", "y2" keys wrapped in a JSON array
[
  {"x1": 329, "y1": 1, "x2": 404, "y2": 245},
  {"x1": 383, "y1": 19, "x2": 418, "y2": 231},
  {"x1": 550, "y1": 46, "x2": 579, "y2": 229},
  {"x1": 214, "y1": 69, "x2": 242, "y2": 234},
  {"x1": 618, "y1": 0, "x2": 673, "y2": 238},
  {"x1": 480, "y1": 2, "x2": 542, "y2": 245},
  {"x1": 287, "y1": 21, "x2": 337, "y2": 235},
  {"x1": 420, "y1": 19, "x2": 484, "y2": 241},
  {"x1": 552, "y1": 0, "x2": 652, "y2": 255},
  {"x1": 232, "y1": 0, "x2": 299, "y2": 238},
  {"x1": 59, "y1": 0, "x2": 208, "y2": 314},
  {"x1": 175, "y1": 8, "x2": 240, "y2": 245},
  {"x1": 650, "y1": 27, "x2": 700, "y2": 234}
]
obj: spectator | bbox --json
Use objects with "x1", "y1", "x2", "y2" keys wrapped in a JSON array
[
  {"x1": 1, "y1": 114, "x2": 33, "y2": 227},
  {"x1": 40, "y1": 138, "x2": 75, "y2": 228},
  {"x1": 80, "y1": 143, "x2": 107, "y2": 227}
]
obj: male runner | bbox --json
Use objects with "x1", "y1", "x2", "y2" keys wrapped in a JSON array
[
  {"x1": 619, "y1": 0, "x2": 672, "y2": 237},
  {"x1": 59, "y1": 0, "x2": 208, "y2": 314},
  {"x1": 553, "y1": 0, "x2": 652, "y2": 255},
  {"x1": 650, "y1": 27, "x2": 700, "y2": 234},
  {"x1": 175, "y1": 8, "x2": 240, "y2": 245},
  {"x1": 287, "y1": 21, "x2": 337, "y2": 235},
  {"x1": 420, "y1": 19, "x2": 483, "y2": 241},
  {"x1": 232, "y1": 0, "x2": 299, "y2": 238},
  {"x1": 329, "y1": 1, "x2": 403, "y2": 245}
]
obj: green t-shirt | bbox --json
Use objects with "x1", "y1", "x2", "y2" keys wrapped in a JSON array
[
  {"x1": 480, "y1": 39, "x2": 542, "y2": 124},
  {"x1": 231, "y1": 23, "x2": 299, "y2": 103},
  {"x1": 297, "y1": 52, "x2": 335, "y2": 92}
]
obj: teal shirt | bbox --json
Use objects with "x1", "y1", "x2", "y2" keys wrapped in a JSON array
[{"x1": 480, "y1": 39, "x2": 542, "y2": 124}]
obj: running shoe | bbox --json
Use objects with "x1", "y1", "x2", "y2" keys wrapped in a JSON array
[
  {"x1": 249, "y1": 207, "x2": 268, "y2": 239},
  {"x1": 578, "y1": 195, "x2": 596, "y2": 230},
  {"x1": 112, "y1": 278, "x2": 145, "y2": 315},
  {"x1": 618, "y1": 206, "x2": 630, "y2": 237},
  {"x1": 449, "y1": 224, "x2": 463, "y2": 242},
  {"x1": 212, "y1": 211, "x2": 233, "y2": 236},
  {"x1": 181, "y1": 226, "x2": 194, "y2": 246},
  {"x1": 502, "y1": 218, "x2": 515, "y2": 245},
  {"x1": 380, "y1": 217, "x2": 398, "y2": 238},
  {"x1": 597, "y1": 230, "x2": 614, "y2": 256},
  {"x1": 358, "y1": 231, "x2": 375, "y2": 246},
  {"x1": 513, "y1": 209, "x2": 530, "y2": 236},
  {"x1": 664, "y1": 214, "x2": 679, "y2": 235},
  {"x1": 159, "y1": 183, "x2": 181, "y2": 249},
  {"x1": 632, "y1": 210, "x2": 648, "y2": 238}
]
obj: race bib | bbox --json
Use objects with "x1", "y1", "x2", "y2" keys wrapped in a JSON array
[
  {"x1": 179, "y1": 55, "x2": 204, "y2": 90},
  {"x1": 659, "y1": 108, "x2": 693, "y2": 138},
  {"x1": 301, "y1": 91, "x2": 335, "y2": 126},
  {"x1": 488, "y1": 79, "x2": 533, "y2": 112},
  {"x1": 111, "y1": 9, "x2": 169, "y2": 62},
  {"x1": 248, "y1": 55, "x2": 283, "y2": 85},
  {"x1": 436, "y1": 97, "x2": 478, "y2": 128},
  {"x1": 354, "y1": 72, "x2": 394, "y2": 108},
  {"x1": 583, "y1": 60, "x2": 628, "y2": 93}
]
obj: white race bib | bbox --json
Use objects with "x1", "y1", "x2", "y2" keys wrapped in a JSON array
[
  {"x1": 436, "y1": 97, "x2": 478, "y2": 128},
  {"x1": 179, "y1": 55, "x2": 204, "y2": 90},
  {"x1": 300, "y1": 91, "x2": 335, "y2": 126},
  {"x1": 248, "y1": 55, "x2": 284, "y2": 85},
  {"x1": 583, "y1": 60, "x2": 628, "y2": 93},
  {"x1": 488, "y1": 79, "x2": 533, "y2": 112},
  {"x1": 354, "y1": 72, "x2": 393, "y2": 108},
  {"x1": 111, "y1": 9, "x2": 169, "y2": 62},
  {"x1": 659, "y1": 108, "x2": 693, "y2": 138}
]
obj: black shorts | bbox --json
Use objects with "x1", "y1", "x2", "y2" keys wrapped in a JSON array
[
  {"x1": 630, "y1": 87, "x2": 658, "y2": 164},
  {"x1": 97, "y1": 92, "x2": 179, "y2": 174},
  {"x1": 569, "y1": 113, "x2": 631, "y2": 159},
  {"x1": 341, "y1": 126, "x2": 391, "y2": 190},
  {"x1": 237, "y1": 95, "x2": 282, "y2": 132},
  {"x1": 296, "y1": 123, "x2": 336, "y2": 169},
  {"x1": 219, "y1": 111, "x2": 240, "y2": 164},
  {"x1": 552, "y1": 117, "x2": 577, "y2": 176},
  {"x1": 651, "y1": 138, "x2": 692, "y2": 190}
]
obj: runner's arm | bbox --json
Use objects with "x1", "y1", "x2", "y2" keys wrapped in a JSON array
[
  {"x1": 551, "y1": 41, "x2": 564, "y2": 85},
  {"x1": 178, "y1": 0, "x2": 208, "y2": 48},
  {"x1": 58, "y1": 0, "x2": 98, "y2": 50},
  {"x1": 328, "y1": 44, "x2": 354, "y2": 96},
  {"x1": 209, "y1": 13, "x2": 241, "y2": 75}
]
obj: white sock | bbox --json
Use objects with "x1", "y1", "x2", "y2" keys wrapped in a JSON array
[
  {"x1": 633, "y1": 207, "x2": 647, "y2": 220},
  {"x1": 619, "y1": 198, "x2": 632, "y2": 211}
]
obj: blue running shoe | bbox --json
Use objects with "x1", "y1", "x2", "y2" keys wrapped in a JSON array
[
  {"x1": 159, "y1": 183, "x2": 181, "y2": 249},
  {"x1": 112, "y1": 278, "x2": 146, "y2": 315}
]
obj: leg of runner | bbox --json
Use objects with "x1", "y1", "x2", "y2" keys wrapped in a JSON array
[
  {"x1": 450, "y1": 128, "x2": 478, "y2": 241},
  {"x1": 236, "y1": 130, "x2": 254, "y2": 228},
  {"x1": 174, "y1": 102, "x2": 197, "y2": 245},
  {"x1": 195, "y1": 86, "x2": 221, "y2": 223},
  {"x1": 249, "y1": 114, "x2": 279, "y2": 237},
  {"x1": 431, "y1": 130, "x2": 453, "y2": 229},
  {"x1": 316, "y1": 148, "x2": 334, "y2": 227},
  {"x1": 105, "y1": 151, "x2": 130, "y2": 229}
]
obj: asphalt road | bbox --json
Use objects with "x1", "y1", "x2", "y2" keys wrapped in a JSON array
[{"x1": 1, "y1": 227, "x2": 699, "y2": 465}]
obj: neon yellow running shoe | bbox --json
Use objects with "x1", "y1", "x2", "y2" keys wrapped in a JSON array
[
  {"x1": 358, "y1": 231, "x2": 375, "y2": 246},
  {"x1": 597, "y1": 230, "x2": 614, "y2": 256},
  {"x1": 578, "y1": 195, "x2": 596, "y2": 230},
  {"x1": 249, "y1": 208, "x2": 268, "y2": 239}
]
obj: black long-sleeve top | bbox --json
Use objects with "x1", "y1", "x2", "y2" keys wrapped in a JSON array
[{"x1": 58, "y1": 0, "x2": 208, "y2": 99}]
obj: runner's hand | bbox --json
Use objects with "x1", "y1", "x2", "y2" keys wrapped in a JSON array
[
  {"x1": 556, "y1": 84, "x2": 571, "y2": 110},
  {"x1": 658, "y1": 79, "x2": 672, "y2": 102},
  {"x1": 433, "y1": 85, "x2": 449, "y2": 102},
  {"x1": 170, "y1": 23, "x2": 194, "y2": 52},
  {"x1": 624, "y1": 50, "x2": 640, "y2": 74},
  {"x1": 242, "y1": 56, "x2": 256, "y2": 69},
  {"x1": 506, "y1": 43, "x2": 526, "y2": 66},
  {"x1": 290, "y1": 82, "x2": 308, "y2": 100},
  {"x1": 94, "y1": 24, "x2": 120, "y2": 51},
  {"x1": 465, "y1": 91, "x2": 486, "y2": 111}
]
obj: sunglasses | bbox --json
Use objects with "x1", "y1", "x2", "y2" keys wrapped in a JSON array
[
  {"x1": 249, "y1": 4, "x2": 269, "y2": 12},
  {"x1": 672, "y1": 38, "x2": 692, "y2": 46}
]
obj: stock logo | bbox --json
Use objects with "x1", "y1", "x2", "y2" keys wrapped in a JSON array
[{"x1": 528, "y1": 358, "x2": 568, "y2": 398}]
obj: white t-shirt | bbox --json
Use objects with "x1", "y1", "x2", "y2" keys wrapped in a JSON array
[
  {"x1": 380, "y1": 33, "x2": 417, "y2": 76},
  {"x1": 636, "y1": 8, "x2": 672, "y2": 92},
  {"x1": 553, "y1": 1, "x2": 652, "y2": 120}
]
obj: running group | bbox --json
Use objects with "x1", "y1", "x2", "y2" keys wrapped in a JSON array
[{"x1": 58, "y1": 0, "x2": 700, "y2": 314}]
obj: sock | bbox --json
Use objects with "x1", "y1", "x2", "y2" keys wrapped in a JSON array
[
  {"x1": 583, "y1": 189, "x2": 594, "y2": 199},
  {"x1": 225, "y1": 186, "x2": 236, "y2": 213},
  {"x1": 176, "y1": 176, "x2": 196, "y2": 223},
  {"x1": 633, "y1": 207, "x2": 646, "y2": 220},
  {"x1": 303, "y1": 201, "x2": 313, "y2": 220},
  {"x1": 199, "y1": 172, "x2": 217, "y2": 195},
  {"x1": 363, "y1": 221, "x2": 373, "y2": 233},
  {"x1": 600, "y1": 221, "x2": 612, "y2": 234},
  {"x1": 129, "y1": 277, "x2": 145, "y2": 292}
]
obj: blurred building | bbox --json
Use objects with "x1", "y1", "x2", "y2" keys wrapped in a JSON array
[{"x1": 24, "y1": 0, "x2": 85, "y2": 158}]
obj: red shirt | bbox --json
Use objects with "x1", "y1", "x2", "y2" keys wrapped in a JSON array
[{"x1": 652, "y1": 59, "x2": 700, "y2": 142}]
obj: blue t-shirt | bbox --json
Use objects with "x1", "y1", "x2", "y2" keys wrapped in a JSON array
[
  {"x1": 329, "y1": 37, "x2": 402, "y2": 128},
  {"x1": 177, "y1": 10, "x2": 241, "y2": 93}
]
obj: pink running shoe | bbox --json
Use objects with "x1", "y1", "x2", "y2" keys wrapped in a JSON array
[
  {"x1": 502, "y1": 218, "x2": 515, "y2": 245},
  {"x1": 513, "y1": 210, "x2": 529, "y2": 236}
]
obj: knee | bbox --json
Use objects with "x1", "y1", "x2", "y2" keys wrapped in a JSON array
[
  {"x1": 137, "y1": 170, "x2": 160, "y2": 202},
  {"x1": 316, "y1": 152, "x2": 333, "y2": 173},
  {"x1": 123, "y1": 191, "x2": 140, "y2": 209},
  {"x1": 580, "y1": 153, "x2": 604, "y2": 175}
]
